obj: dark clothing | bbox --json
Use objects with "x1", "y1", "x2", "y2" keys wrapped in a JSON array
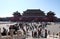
[
  {"x1": 38, "y1": 30, "x2": 41, "y2": 37},
  {"x1": 38, "y1": 28, "x2": 42, "y2": 38},
  {"x1": 2, "y1": 28, "x2": 7, "y2": 36},
  {"x1": 34, "y1": 31, "x2": 37, "y2": 38},
  {"x1": 32, "y1": 31, "x2": 33, "y2": 37},
  {"x1": 45, "y1": 33, "x2": 47, "y2": 38},
  {"x1": 45, "y1": 29, "x2": 47, "y2": 38}
]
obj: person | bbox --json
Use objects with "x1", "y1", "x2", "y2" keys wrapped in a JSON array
[
  {"x1": 45, "y1": 29, "x2": 47, "y2": 38},
  {"x1": 38, "y1": 28, "x2": 42, "y2": 38},
  {"x1": 33, "y1": 28, "x2": 37, "y2": 38},
  {"x1": 48, "y1": 30, "x2": 50, "y2": 35},
  {"x1": 14, "y1": 24, "x2": 19, "y2": 31},
  {"x1": 9, "y1": 25, "x2": 16, "y2": 34},
  {"x1": 56, "y1": 33, "x2": 58, "y2": 36},
  {"x1": 32, "y1": 26, "x2": 34, "y2": 37},
  {"x1": 2, "y1": 27, "x2": 7, "y2": 36},
  {"x1": 22, "y1": 28, "x2": 26, "y2": 35},
  {"x1": 34, "y1": 31, "x2": 37, "y2": 38},
  {"x1": 19, "y1": 23, "x2": 23, "y2": 29}
]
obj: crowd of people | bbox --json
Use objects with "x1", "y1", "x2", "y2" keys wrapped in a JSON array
[{"x1": 1, "y1": 22, "x2": 50, "y2": 38}]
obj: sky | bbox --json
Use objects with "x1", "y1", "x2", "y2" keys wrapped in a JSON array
[{"x1": 0, "y1": 0, "x2": 60, "y2": 18}]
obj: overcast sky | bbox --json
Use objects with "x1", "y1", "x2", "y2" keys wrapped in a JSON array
[{"x1": 0, "y1": 0, "x2": 60, "y2": 18}]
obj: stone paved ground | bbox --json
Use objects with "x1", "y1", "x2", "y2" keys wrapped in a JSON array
[
  {"x1": 26, "y1": 37, "x2": 58, "y2": 39},
  {"x1": 26, "y1": 37, "x2": 46, "y2": 39},
  {"x1": 26, "y1": 35, "x2": 59, "y2": 39}
]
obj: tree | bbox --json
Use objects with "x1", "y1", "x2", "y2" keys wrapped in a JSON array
[
  {"x1": 47, "y1": 11, "x2": 55, "y2": 17},
  {"x1": 13, "y1": 11, "x2": 21, "y2": 17},
  {"x1": 47, "y1": 11, "x2": 56, "y2": 22},
  {"x1": 11, "y1": 11, "x2": 21, "y2": 22}
]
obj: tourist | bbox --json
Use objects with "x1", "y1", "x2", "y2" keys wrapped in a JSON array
[
  {"x1": 19, "y1": 23, "x2": 23, "y2": 29},
  {"x1": 38, "y1": 28, "x2": 42, "y2": 38},
  {"x1": 33, "y1": 29, "x2": 37, "y2": 38},
  {"x1": 45, "y1": 29, "x2": 47, "y2": 38},
  {"x1": 2, "y1": 27, "x2": 7, "y2": 36},
  {"x1": 48, "y1": 30, "x2": 50, "y2": 35}
]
